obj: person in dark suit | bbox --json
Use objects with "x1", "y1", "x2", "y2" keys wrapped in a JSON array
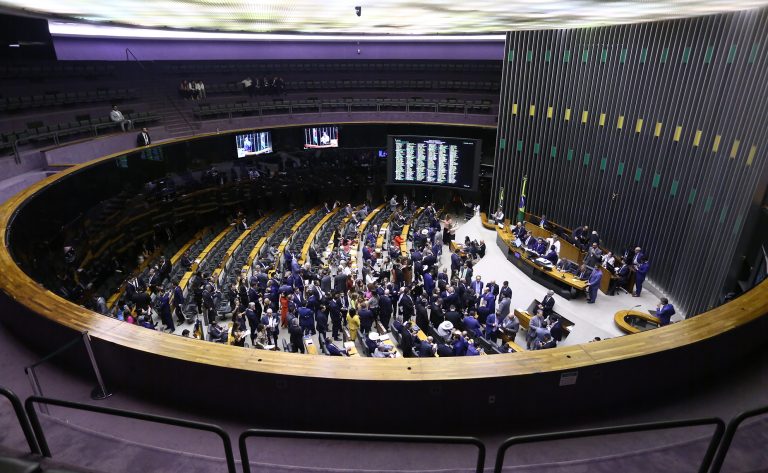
[
  {"x1": 400, "y1": 321, "x2": 415, "y2": 358},
  {"x1": 358, "y1": 302, "x2": 374, "y2": 334},
  {"x1": 450, "y1": 250, "x2": 461, "y2": 280},
  {"x1": 544, "y1": 246, "x2": 559, "y2": 265},
  {"x1": 397, "y1": 287, "x2": 415, "y2": 321},
  {"x1": 444, "y1": 305, "x2": 463, "y2": 331},
  {"x1": 633, "y1": 259, "x2": 650, "y2": 297},
  {"x1": 549, "y1": 315, "x2": 564, "y2": 342},
  {"x1": 157, "y1": 291, "x2": 174, "y2": 332},
  {"x1": 655, "y1": 298, "x2": 675, "y2": 326},
  {"x1": 379, "y1": 290, "x2": 393, "y2": 328},
  {"x1": 136, "y1": 127, "x2": 151, "y2": 146},
  {"x1": 417, "y1": 337, "x2": 436, "y2": 357},
  {"x1": 415, "y1": 297, "x2": 430, "y2": 333},
  {"x1": 463, "y1": 312, "x2": 483, "y2": 338},
  {"x1": 499, "y1": 281, "x2": 512, "y2": 300},
  {"x1": 172, "y1": 281, "x2": 185, "y2": 324},
  {"x1": 288, "y1": 319, "x2": 305, "y2": 353},
  {"x1": 477, "y1": 240, "x2": 486, "y2": 258},
  {"x1": 539, "y1": 290, "x2": 556, "y2": 316},
  {"x1": 586, "y1": 267, "x2": 603, "y2": 303},
  {"x1": 470, "y1": 276, "x2": 484, "y2": 295},
  {"x1": 328, "y1": 293, "x2": 343, "y2": 340},
  {"x1": 244, "y1": 302, "x2": 260, "y2": 344}
]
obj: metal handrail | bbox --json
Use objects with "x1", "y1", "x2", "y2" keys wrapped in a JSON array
[
  {"x1": 0, "y1": 387, "x2": 41, "y2": 454},
  {"x1": 493, "y1": 418, "x2": 726, "y2": 473},
  {"x1": 239, "y1": 428, "x2": 486, "y2": 473},
  {"x1": 709, "y1": 404, "x2": 768, "y2": 472},
  {"x1": 24, "y1": 396, "x2": 237, "y2": 473}
]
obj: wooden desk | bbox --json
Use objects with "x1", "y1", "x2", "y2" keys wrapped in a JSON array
[
  {"x1": 498, "y1": 233, "x2": 587, "y2": 299},
  {"x1": 343, "y1": 341, "x2": 359, "y2": 357},
  {"x1": 614, "y1": 309, "x2": 661, "y2": 334},
  {"x1": 524, "y1": 222, "x2": 583, "y2": 266},
  {"x1": 480, "y1": 212, "x2": 498, "y2": 231},
  {"x1": 304, "y1": 336, "x2": 319, "y2": 355},
  {"x1": 506, "y1": 341, "x2": 526, "y2": 352},
  {"x1": 416, "y1": 330, "x2": 428, "y2": 341}
]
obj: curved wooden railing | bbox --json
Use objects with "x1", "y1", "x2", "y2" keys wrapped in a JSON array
[
  {"x1": 0, "y1": 137, "x2": 766, "y2": 383},
  {"x1": 298, "y1": 207, "x2": 341, "y2": 265}
]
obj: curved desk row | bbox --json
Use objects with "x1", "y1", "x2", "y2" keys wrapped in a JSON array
[{"x1": 0, "y1": 130, "x2": 766, "y2": 433}]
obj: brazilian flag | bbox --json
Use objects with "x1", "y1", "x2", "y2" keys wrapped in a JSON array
[{"x1": 517, "y1": 176, "x2": 528, "y2": 223}]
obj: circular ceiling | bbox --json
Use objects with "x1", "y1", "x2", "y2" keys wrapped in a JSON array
[{"x1": 2, "y1": 1, "x2": 768, "y2": 35}]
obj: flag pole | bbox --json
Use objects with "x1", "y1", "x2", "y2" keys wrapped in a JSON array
[{"x1": 517, "y1": 175, "x2": 528, "y2": 223}]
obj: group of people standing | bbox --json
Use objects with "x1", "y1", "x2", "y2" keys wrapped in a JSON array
[{"x1": 240, "y1": 76, "x2": 285, "y2": 97}]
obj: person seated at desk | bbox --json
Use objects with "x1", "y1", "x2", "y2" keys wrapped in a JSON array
[
  {"x1": 436, "y1": 342, "x2": 454, "y2": 357},
  {"x1": 478, "y1": 240, "x2": 486, "y2": 259},
  {"x1": 373, "y1": 343, "x2": 396, "y2": 358},
  {"x1": 616, "y1": 261, "x2": 631, "y2": 287},
  {"x1": 466, "y1": 339, "x2": 481, "y2": 356},
  {"x1": 534, "y1": 331, "x2": 557, "y2": 350},
  {"x1": 417, "y1": 336, "x2": 436, "y2": 357},
  {"x1": 492, "y1": 207, "x2": 504, "y2": 225},
  {"x1": 325, "y1": 339, "x2": 348, "y2": 356},
  {"x1": 544, "y1": 245, "x2": 559, "y2": 265},
  {"x1": 547, "y1": 235, "x2": 561, "y2": 255},
  {"x1": 524, "y1": 233, "x2": 537, "y2": 251},
  {"x1": 654, "y1": 298, "x2": 676, "y2": 326},
  {"x1": 575, "y1": 265, "x2": 591, "y2": 280},
  {"x1": 209, "y1": 322, "x2": 228, "y2": 343}
]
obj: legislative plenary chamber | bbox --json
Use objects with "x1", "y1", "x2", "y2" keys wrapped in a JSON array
[{"x1": 0, "y1": 3, "x2": 765, "y2": 473}]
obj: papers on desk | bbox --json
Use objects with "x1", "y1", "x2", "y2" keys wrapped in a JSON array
[{"x1": 534, "y1": 257, "x2": 554, "y2": 268}]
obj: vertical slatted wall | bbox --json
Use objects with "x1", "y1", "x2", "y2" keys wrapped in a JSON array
[{"x1": 491, "y1": 8, "x2": 768, "y2": 315}]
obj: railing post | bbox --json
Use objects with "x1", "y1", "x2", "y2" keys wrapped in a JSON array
[
  {"x1": 24, "y1": 366, "x2": 49, "y2": 415},
  {"x1": 81, "y1": 331, "x2": 112, "y2": 400}
]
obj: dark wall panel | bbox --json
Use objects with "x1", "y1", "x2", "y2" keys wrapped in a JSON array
[{"x1": 491, "y1": 8, "x2": 768, "y2": 314}]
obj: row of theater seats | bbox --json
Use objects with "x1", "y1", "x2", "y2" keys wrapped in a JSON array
[
  {"x1": 194, "y1": 98, "x2": 492, "y2": 119},
  {"x1": 206, "y1": 79, "x2": 499, "y2": 95},
  {"x1": 0, "y1": 111, "x2": 159, "y2": 153},
  {"x1": 0, "y1": 63, "x2": 116, "y2": 80},
  {"x1": 163, "y1": 61, "x2": 501, "y2": 75},
  {"x1": 0, "y1": 456, "x2": 77, "y2": 473},
  {"x1": 0, "y1": 89, "x2": 138, "y2": 114}
]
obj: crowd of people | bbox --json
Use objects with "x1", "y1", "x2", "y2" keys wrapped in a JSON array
[{"x1": 178, "y1": 80, "x2": 207, "y2": 100}]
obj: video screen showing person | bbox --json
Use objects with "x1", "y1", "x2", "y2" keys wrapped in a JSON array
[
  {"x1": 235, "y1": 131, "x2": 272, "y2": 158},
  {"x1": 304, "y1": 126, "x2": 339, "y2": 149}
]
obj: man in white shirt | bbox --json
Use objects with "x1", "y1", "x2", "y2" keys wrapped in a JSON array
[
  {"x1": 546, "y1": 235, "x2": 561, "y2": 255},
  {"x1": 110, "y1": 106, "x2": 132, "y2": 131}
]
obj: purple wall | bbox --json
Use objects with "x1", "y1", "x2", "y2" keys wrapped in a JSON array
[{"x1": 52, "y1": 37, "x2": 504, "y2": 61}]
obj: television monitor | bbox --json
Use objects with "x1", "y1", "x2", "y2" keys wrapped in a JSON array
[
  {"x1": 386, "y1": 135, "x2": 481, "y2": 190},
  {"x1": 235, "y1": 131, "x2": 272, "y2": 158},
  {"x1": 304, "y1": 126, "x2": 339, "y2": 149}
]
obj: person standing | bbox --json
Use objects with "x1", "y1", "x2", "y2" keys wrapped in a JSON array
[
  {"x1": 586, "y1": 267, "x2": 603, "y2": 304},
  {"x1": 136, "y1": 127, "x2": 151, "y2": 146},
  {"x1": 654, "y1": 298, "x2": 676, "y2": 326},
  {"x1": 633, "y1": 258, "x2": 650, "y2": 297}
]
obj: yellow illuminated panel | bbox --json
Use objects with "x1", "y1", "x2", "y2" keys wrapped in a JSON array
[
  {"x1": 746, "y1": 145, "x2": 757, "y2": 166},
  {"x1": 581, "y1": 110, "x2": 589, "y2": 123},
  {"x1": 654, "y1": 122, "x2": 662, "y2": 137},
  {"x1": 547, "y1": 106, "x2": 553, "y2": 119},
  {"x1": 599, "y1": 113, "x2": 606, "y2": 126},
  {"x1": 530, "y1": 105, "x2": 536, "y2": 117},
  {"x1": 635, "y1": 118, "x2": 644, "y2": 133},
  {"x1": 712, "y1": 135, "x2": 721, "y2": 152},
  {"x1": 730, "y1": 140, "x2": 740, "y2": 158},
  {"x1": 512, "y1": 103, "x2": 518, "y2": 115},
  {"x1": 565, "y1": 108, "x2": 572, "y2": 121},
  {"x1": 617, "y1": 115, "x2": 625, "y2": 129},
  {"x1": 693, "y1": 130, "x2": 703, "y2": 147},
  {"x1": 673, "y1": 125, "x2": 682, "y2": 141}
]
